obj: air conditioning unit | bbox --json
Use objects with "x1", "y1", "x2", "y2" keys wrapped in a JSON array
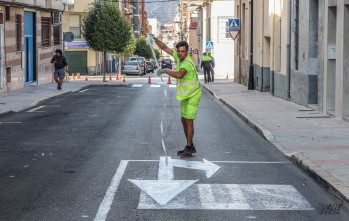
[{"x1": 52, "y1": 12, "x2": 62, "y2": 25}]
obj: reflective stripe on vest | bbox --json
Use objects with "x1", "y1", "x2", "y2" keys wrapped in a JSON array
[{"x1": 177, "y1": 59, "x2": 201, "y2": 97}]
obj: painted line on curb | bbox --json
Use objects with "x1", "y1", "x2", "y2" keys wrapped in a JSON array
[
  {"x1": 93, "y1": 160, "x2": 128, "y2": 221},
  {"x1": 27, "y1": 106, "x2": 45, "y2": 112},
  {"x1": 79, "y1": 89, "x2": 90, "y2": 93},
  {"x1": 0, "y1": 122, "x2": 22, "y2": 124}
]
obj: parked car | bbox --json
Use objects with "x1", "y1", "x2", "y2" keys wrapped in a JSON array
[
  {"x1": 146, "y1": 61, "x2": 155, "y2": 73},
  {"x1": 130, "y1": 56, "x2": 147, "y2": 75},
  {"x1": 161, "y1": 59, "x2": 172, "y2": 69},
  {"x1": 122, "y1": 61, "x2": 142, "y2": 76}
]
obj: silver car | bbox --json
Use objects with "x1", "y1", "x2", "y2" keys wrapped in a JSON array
[{"x1": 122, "y1": 61, "x2": 142, "y2": 76}]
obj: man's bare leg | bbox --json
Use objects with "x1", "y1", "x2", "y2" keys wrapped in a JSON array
[
  {"x1": 182, "y1": 117, "x2": 188, "y2": 141},
  {"x1": 186, "y1": 119, "x2": 194, "y2": 147}
]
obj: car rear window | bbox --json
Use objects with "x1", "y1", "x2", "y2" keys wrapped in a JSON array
[
  {"x1": 163, "y1": 60, "x2": 171, "y2": 64},
  {"x1": 125, "y1": 61, "x2": 138, "y2": 65},
  {"x1": 146, "y1": 62, "x2": 152, "y2": 65}
]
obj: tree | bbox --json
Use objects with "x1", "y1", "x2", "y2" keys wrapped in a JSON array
[
  {"x1": 122, "y1": 32, "x2": 136, "y2": 57},
  {"x1": 82, "y1": 2, "x2": 131, "y2": 81},
  {"x1": 134, "y1": 37, "x2": 152, "y2": 59}
]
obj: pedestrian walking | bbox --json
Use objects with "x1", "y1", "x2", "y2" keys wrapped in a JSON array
[
  {"x1": 208, "y1": 52, "x2": 215, "y2": 82},
  {"x1": 200, "y1": 53, "x2": 213, "y2": 83},
  {"x1": 51, "y1": 49, "x2": 68, "y2": 90},
  {"x1": 149, "y1": 34, "x2": 202, "y2": 158}
]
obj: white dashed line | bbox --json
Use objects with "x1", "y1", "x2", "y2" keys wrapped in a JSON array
[
  {"x1": 169, "y1": 85, "x2": 176, "y2": 88},
  {"x1": 132, "y1": 84, "x2": 143, "y2": 88},
  {"x1": 0, "y1": 122, "x2": 22, "y2": 124},
  {"x1": 27, "y1": 106, "x2": 45, "y2": 113},
  {"x1": 150, "y1": 85, "x2": 161, "y2": 88},
  {"x1": 79, "y1": 89, "x2": 90, "y2": 93}
]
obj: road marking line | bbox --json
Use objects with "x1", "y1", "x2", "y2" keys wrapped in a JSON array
[
  {"x1": 150, "y1": 85, "x2": 161, "y2": 88},
  {"x1": 210, "y1": 161, "x2": 287, "y2": 164},
  {"x1": 132, "y1": 84, "x2": 143, "y2": 88},
  {"x1": 169, "y1": 85, "x2": 176, "y2": 88},
  {"x1": 79, "y1": 89, "x2": 89, "y2": 93},
  {"x1": 158, "y1": 157, "x2": 174, "y2": 180},
  {"x1": 0, "y1": 122, "x2": 22, "y2": 124},
  {"x1": 94, "y1": 160, "x2": 128, "y2": 221},
  {"x1": 138, "y1": 184, "x2": 314, "y2": 210},
  {"x1": 27, "y1": 106, "x2": 45, "y2": 112}
]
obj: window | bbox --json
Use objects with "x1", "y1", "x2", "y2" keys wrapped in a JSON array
[
  {"x1": 53, "y1": 25, "x2": 61, "y2": 45},
  {"x1": 42, "y1": 17, "x2": 50, "y2": 47},
  {"x1": 5, "y1": 6, "x2": 10, "y2": 21},
  {"x1": 69, "y1": 15, "x2": 81, "y2": 38},
  {"x1": 0, "y1": 13, "x2": 4, "y2": 24},
  {"x1": 218, "y1": 17, "x2": 232, "y2": 42},
  {"x1": 16, "y1": 15, "x2": 22, "y2": 51}
]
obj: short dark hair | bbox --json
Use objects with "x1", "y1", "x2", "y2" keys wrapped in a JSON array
[
  {"x1": 55, "y1": 49, "x2": 63, "y2": 55},
  {"x1": 176, "y1": 41, "x2": 189, "y2": 51}
]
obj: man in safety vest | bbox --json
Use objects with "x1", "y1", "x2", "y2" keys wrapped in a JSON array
[
  {"x1": 208, "y1": 52, "x2": 215, "y2": 82},
  {"x1": 151, "y1": 35, "x2": 202, "y2": 158},
  {"x1": 200, "y1": 53, "x2": 213, "y2": 83}
]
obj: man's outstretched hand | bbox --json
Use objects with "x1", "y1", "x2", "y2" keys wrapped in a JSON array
[{"x1": 157, "y1": 69, "x2": 166, "y2": 77}]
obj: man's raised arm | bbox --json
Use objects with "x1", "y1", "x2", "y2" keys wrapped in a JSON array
[{"x1": 154, "y1": 37, "x2": 174, "y2": 56}]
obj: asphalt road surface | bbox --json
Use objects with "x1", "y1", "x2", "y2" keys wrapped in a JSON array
[{"x1": 0, "y1": 79, "x2": 348, "y2": 221}]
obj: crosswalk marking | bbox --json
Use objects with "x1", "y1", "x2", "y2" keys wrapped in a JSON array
[
  {"x1": 138, "y1": 184, "x2": 314, "y2": 210},
  {"x1": 131, "y1": 84, "x2": 143, "y2": 88},
  {"x1": 150, "y1": 85, "x2": 161, "y2": 88}
]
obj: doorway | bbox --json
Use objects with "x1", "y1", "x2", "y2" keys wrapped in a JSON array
[{"x1": 24, "y1": 12, "x2": 36, "y2": 84}]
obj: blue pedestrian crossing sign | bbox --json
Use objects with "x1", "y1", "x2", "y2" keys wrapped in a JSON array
[
  {"x1": 206, "y1": 41, "x2": 214, "y2": 50},
  {"x1": 228, "y1": 18, "x2": 240, "y2": 31}
]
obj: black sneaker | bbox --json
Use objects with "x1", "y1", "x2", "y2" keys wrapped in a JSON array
[
  {"x1": 177, "y1": 144, "x2": 196, "y2": 155},
  {"x1": 177, "y1": 147, "x2": 192, "y2": 158},
  {"x1": 58, "y1": 84, "x2": 62, "y2": 90}
]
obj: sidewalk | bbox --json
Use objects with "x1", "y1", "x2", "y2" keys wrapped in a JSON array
[
  {"x1": 0, "y1": 79, "x2": 122, "y2": 115},
  {"x1": 202, "y1": 79, "x2": 349, "y2": 208}
]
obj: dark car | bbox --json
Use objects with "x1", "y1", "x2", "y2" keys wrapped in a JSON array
[
  {"x1": 146, "y1": 61, "x2": 155, "y2": 73},
  {"x1": 161, "y1": 59, "x2": 172, "y2": 69}
]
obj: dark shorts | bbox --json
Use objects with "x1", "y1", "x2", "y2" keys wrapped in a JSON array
[{"x1": 54, "y1": 68, "x2": 65, "y2": 79}]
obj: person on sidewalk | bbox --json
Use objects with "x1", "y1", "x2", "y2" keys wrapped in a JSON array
[
  {"x1": 200, "y1": 53, "x2": 213, "y2": 83},
  {"x1": 208, "y1": 52, "x2": 215, "y2": 82},
  {"x1": 51, "y1": 49, "x2": 68, "y2": 90},
  {"x1": 149, "y1": 34, "x2": 202, "y2": 158}
]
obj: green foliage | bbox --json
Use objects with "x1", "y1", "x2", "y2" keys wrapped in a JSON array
[
  {"x1": 82, "y1": 2, "x2": 131, "y2": 54},
  {"x1": 134, "y1": 37, "x2": 152, "y2": 59},
  {"x1": 122, "y1": 32, "x2": 136, "y2": 56},
  {"x1": 154, "y1": 49, "x2": 160, "y2": 60}
]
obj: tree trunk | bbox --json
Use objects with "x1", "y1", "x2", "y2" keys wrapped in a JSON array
[
  {"x1": 118, "y1": 55, "x2": 123, "y2": 76},
  {"x1": 102, "y1": 51, "x2": 107, "y2": 82}
]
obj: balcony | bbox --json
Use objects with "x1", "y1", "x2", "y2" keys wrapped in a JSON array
[
  {"x1": 46, "y1": 0, "x2": 65, "y2": 11},
  {"x1": 1, "y1": 0, "x2": 65, "y2": 10}
]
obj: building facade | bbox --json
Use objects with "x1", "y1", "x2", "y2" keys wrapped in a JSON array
[
  {"x1": 235, "y1": 0, "x2": 349, "y2": 120},
  {"x1": 0, "y1": 0, "x2": 65, "y2": 93},
  {"x1": 197, "y1": 0, "x2": 235, "y2": 79}
]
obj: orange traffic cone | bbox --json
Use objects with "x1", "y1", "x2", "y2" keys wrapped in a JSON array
[
  {"x1": 167, "y1": 75, "x2": 172, "y2": 84},
  {"x1": 72, "y1": 73, "x2": 75, "y2": 80},
  {"x1": 117, "y1": 74, "x2": 120, "y2": 80},
  {"x1": 122, "y1": 75, "x2": 126, "y2": 83},
  {"x1": 68, "y1": 74, "x2": 71, "y2": 80},
  {"x1": 115, "y1": 74, "x2": 118, "y2": 80},
  {"x1": 148, "y1": 75, "x2": 152, "y2": 84},
  {"x1": 77, "y1": 73, "x2": 81, "y2": 79},
  {"x1": 109, "y1": 74, "x2": 112, "y2": 81},
  {"x1": 85, "y1": 75, "x2": 88, "y2": 81}
]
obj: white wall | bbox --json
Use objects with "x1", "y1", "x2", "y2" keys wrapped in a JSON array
[
  {"x1": 148, "y1": 18, "x2": 158, "y2": 36},
  {"x1": 209, "y1": 0, "x2": 235, "y2": 79}
]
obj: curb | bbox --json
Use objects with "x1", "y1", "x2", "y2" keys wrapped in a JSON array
[{"x1": 203, "y1": 84, "x2": 349, "y2": 209}]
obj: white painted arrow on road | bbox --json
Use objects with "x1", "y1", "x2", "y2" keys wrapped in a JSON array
[
  {"x1": 129, "y1": 157, "x2": 221, "y2": 205},
  {"x1": 168, "y1": 158, "x2": 221, "y2": 178},
  {"x1": 128, "y1": 179, "x2": 198, "y2": 205}
]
